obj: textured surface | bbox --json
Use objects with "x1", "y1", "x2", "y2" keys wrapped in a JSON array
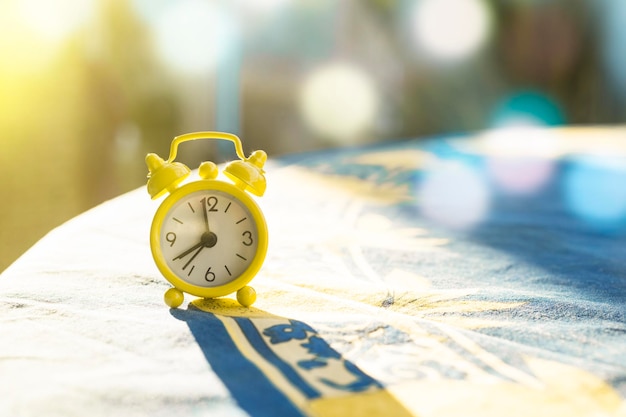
[{"x1": 1, "y1": 127, "x2": 626, "y2": 416}]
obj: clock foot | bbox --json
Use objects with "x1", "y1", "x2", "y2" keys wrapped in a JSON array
[
  {"x1": 236, "y1": 286, "x2": 256, "y2": 307},
  {"x1": 164, "y1": 288, "x2": 184, "y2": 308}
]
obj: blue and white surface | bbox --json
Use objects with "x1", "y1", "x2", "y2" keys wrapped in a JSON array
[{"x1": 1, "y1": 126, "x2": 625, "y2": 416}]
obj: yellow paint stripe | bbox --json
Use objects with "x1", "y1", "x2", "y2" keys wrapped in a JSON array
[{"x1": 308, "y1": 389, "x2": 417, "y2": 417}]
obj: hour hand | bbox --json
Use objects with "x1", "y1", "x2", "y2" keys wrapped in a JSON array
[{"x1": 173, "y1": 229, "x2": 217, "y2": 264}]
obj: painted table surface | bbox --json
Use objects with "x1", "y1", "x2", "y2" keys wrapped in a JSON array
[{"x1": 1, "y1": 126, "x2": 626, "y2": 417}]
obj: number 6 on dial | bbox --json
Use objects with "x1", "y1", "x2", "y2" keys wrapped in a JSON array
[{"x1": 145, "y1": 132, "x2": 269, "y2": 309}]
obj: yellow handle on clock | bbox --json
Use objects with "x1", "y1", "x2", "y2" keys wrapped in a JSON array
[
  {"x1": 145, "y1": 131, "x2": 267, "y2": 200},
  {"x1": 166, "y1": 131, "x2": 246, "y2": 163}
]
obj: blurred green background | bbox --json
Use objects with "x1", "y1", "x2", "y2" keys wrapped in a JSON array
[{"x1": 1, "y1": 0, "x2": 625, "y2": 271}]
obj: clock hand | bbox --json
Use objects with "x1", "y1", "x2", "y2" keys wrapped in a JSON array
[
  {"x1": 173, "y1": 241, "x2": 204, "y2": 261},
  {"x1": 201, "y1": 197, "x2": 211, "y2": 233},
  {"x1": 182, "y1": 245, "x2": 204, "y2": 270},
  {"x1": 172, "y1": 230, "x2": 218, "y2": 263}
]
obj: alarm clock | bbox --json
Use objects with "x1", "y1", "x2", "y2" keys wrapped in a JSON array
[{"x1": 145, "y1": 131, "x2": 268, "y2": 308}]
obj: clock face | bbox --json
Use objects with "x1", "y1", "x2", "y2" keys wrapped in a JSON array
[{"x1": 157, "y1": 188, "x2": 260, "y2": 288}]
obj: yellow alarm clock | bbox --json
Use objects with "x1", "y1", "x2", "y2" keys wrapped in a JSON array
[{"x1": 145, "y1": 131, "x2": 268, "y2": 309}]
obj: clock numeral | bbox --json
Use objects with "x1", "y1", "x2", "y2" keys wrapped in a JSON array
[
  {"x1": 205, "y1": 267, "x2": 216, "y2": 282},
  {"x1": 201, "y1": 196, "x2": 219, "y2": 213},
  {"x1": 242, "y1": 231, "x2": 253, "y2": 247},
  {"x1": 166, "y1": 232, "x2": 177, "y2": 247}
]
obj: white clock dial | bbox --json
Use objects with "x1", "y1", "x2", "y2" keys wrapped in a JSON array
[{"x1": 158, "y1": 189, "x2": 258, "y2": 287}]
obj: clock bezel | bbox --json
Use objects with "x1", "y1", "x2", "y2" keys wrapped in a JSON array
[{"x1": 150, "y1": 179, "x2": 268, "y2": 299}]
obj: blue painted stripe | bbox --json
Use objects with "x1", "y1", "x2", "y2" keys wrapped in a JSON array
[
  {"x1": 171, "y1": 308, "x2": 307, "y2": 417},
  {"x1": 234, "y1": 317, "x2": 322, "y2": 400}
]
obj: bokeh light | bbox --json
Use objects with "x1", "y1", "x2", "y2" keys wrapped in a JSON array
[
  {"x1": 481, "y1": 127, "x2": 558, "y2": 195},
  {"x1": 418, "y1": 161, "x2": 490, "y2": 230},
  {"x1": 490, "y1": 91, "x2": 565, "y2": 128},
  {"x1": 487, "y1": 156, "x2": 555, "y2": 195},
  {"x1": 152, "y1": 0, "x2": 226, "y2": 75},
  {"x1": 482, "y1": 91, "x2": 564, "y2": 195},
  {"x1": 410, "y1": 0, "x2": 492, "y2": 62},
  {"x1": 299, "y1": 61, "x2": 379, "y2": 144},
  {"x1": 563, "y1": 156, "x2": 626, "y2": 230}
]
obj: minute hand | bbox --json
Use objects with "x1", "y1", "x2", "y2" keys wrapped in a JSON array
[
  {"x1": 173, "y1": 241, "x2": 204, "y2": 261},
  {"x1": 202, "y1": 197, "x2": 211, "y2": 232}
]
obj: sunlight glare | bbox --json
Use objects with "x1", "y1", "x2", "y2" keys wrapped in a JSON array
[
  {"x1": 16, "y1": 0, "x2": 95, "y2": 45},
  {"x1": 490, "y1": 91, "x2": 565, "y2": 128}
]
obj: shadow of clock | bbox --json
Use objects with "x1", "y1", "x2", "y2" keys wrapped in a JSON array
[{"x1": 170, "y1": 298, "x2": 413, "y2": 417}]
